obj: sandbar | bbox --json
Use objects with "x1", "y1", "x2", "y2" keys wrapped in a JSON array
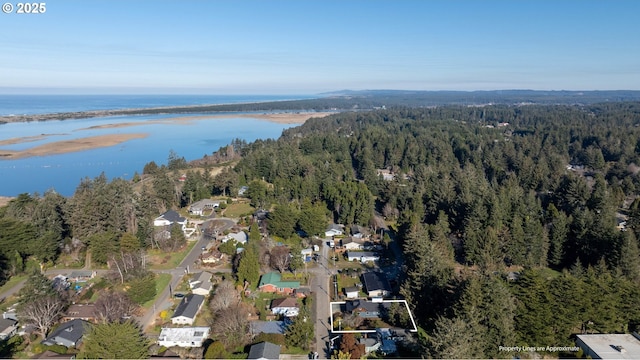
[
  {"x1": 74, "y1": 112, "x2": 334, "y2": 131},
  {"x1": 0, "y1": 133, "x2": 148, "y2": 160},
  {"x1": 0, "y1": 133, "x2": 68, "y2": 146}
]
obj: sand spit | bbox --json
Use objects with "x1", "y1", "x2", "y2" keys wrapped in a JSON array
[
  {"x1": 73, "y1": 112, "x2": 334, "y2": 131},
  {"x1": 0, "y1": 133, "x2": 148, "y2": 160}
]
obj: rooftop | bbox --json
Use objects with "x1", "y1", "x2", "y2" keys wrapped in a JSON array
[
  {"x1": 172, "y1": 294, "x2": 205, "y2": 319},
  {"x1": 158, "y1": 327, "x2": 210, "y2": 343},
  {"x1": 259, "y1": 272, "x2": 300, "y2": 289},
  {"x1": 248, "y1": 341, "x2": 281, "y2": 360},
  {"x1": 577, "y1": 334, "x2": 640, "y2": 359},
  {"x1": 362, "y1": 272, "x2": 392, "y2": 292}
]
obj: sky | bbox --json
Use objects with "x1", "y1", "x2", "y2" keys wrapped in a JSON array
[{"x1": 1, "y1": 0, "x2": 639, "y2": 94}]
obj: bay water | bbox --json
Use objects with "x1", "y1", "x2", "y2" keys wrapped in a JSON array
[{"x1": 0, "y1": 95, "x2": 313, "y2": 197}]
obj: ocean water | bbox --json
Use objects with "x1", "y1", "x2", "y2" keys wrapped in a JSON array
[
  {"x1": 0, "y1": 95, "x2": 312, "y2": 197},
  {"x1": 0, "y1": 94, "x2": 313, "y2": 116}
]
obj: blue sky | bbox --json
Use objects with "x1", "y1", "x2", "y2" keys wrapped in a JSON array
[{"x1": 1, "y1": 0, "x2": 639, "y2": 94}]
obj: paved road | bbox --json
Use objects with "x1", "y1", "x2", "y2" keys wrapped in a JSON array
[
  {"x1": 0, "y1": 217, "x2": 238, "y2": 333},
  {"x1": 137, "y1": 217, "x2": 236, "y2": 330},
  {"x1": 310, "y1": 240, "x2": 332, "y2": 358}
]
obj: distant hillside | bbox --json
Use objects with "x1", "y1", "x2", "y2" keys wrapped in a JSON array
[{"x1": 3, "y1": 89, "x2": 640, "y2": 124}]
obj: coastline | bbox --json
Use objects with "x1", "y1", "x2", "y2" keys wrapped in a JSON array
[{"x1": 0, "y1": 112, "x2": 332, "y2": 160}]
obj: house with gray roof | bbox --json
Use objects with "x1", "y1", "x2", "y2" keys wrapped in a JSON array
[
  {"x1": 0, "y1": 318, "x2": 18, "y2": 340},
  {"x1": 171, "y1": 294, "x2": 205, "y2": 325},
  {"x1": 188, "y1": 199, "x2": 220, "y2": 216},
  {"x1": 249, "y1": 321, "x2": 286, "y2": 335},
  {"x1": 248, "y1": 341, "x2": 281, "y2": 360},
  {"x1": 42, "y1": 319, "x2": 90, "y2": 348},
  {"x1": 362, "y1": 272, "x2": 392, "y2": 297},
  {"x1": 189, "y1": 272, "x2": 213, "y2": 296},
  {"x1": 154, "y1": 210, "x2": 187, "y2": 233}
]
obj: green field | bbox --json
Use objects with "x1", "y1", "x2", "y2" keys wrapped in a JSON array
[
  {"x1": 148, "y1": 241, "x2": 196, "y2": 270},
  {"x1": 143, "y1": 273, "x2": 172, "y2": 309},
  {"x1": 223, "y1": 202, "x2": 255, "y2": 218}
]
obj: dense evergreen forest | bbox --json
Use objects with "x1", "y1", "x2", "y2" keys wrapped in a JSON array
[{"x1": 4, "y1": 101, "x2": 640, "y2": 357}]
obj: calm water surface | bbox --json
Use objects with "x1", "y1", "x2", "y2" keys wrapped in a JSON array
[{"x1": 0, "y1": 111, "x2": 301, "y2": 197}]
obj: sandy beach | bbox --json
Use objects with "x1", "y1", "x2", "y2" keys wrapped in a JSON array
[
  {"x1": 0, "y1": 112, "x2": 332, "y2": 160},
  {"x1": 0, "y1": 133, "x2": 148, "y2": 160}
]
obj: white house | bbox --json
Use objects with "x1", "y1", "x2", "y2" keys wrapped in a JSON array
[
  {"x1": 154, "y1": 210, "x2": 187, "y2": 233},
  {"x1": 188, "y1": 199, "x2": 220, "y2": 216},
  {"x1": 342, "y1": 237, "x2": 365, "y2": 251},
  {"x1": 576, "y1": 333, "x2": 640, "y2": 359},
  {"x1": 344, "y1": 286, "x2": 360, "y2": 299},
  {"x1": 189, "y1": 272, "x2": 213, "y2": 297},
  {"x1": 347, "y1": 251, "x2": 380, "y2": 263},
  {"x1": 270, "y1": 298, "x2": 299, "y2": 317},
  {"x1": 221, "y1": 231, "x2": 248, "y2": 244},
  {"x1": 171, "y1": 294, "x2": 205, "y2": 325},
  {"x1": 325, "y1": 224, "x2": 343, "y2": 237},
  {"x1": 157, "y1": 327, "x2": 210, "y2": 348},
  {"x1": 0, "y1": 318, "x2": 18, "y2": 340}
]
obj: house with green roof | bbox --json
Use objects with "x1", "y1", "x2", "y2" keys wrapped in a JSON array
[{"x1": 258, "y1": 272, "x2": 300, "y2": 295}]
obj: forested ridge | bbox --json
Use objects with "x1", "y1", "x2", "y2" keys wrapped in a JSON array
[
  {"x1": 4, "y1": 102, "x2": 640, "y2": 357},
  {"x1": 232, "y1": 102, "x2": 640, "y2": 356}
]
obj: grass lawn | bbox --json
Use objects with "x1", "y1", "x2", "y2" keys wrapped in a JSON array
[
  {"x1": 143, "y1": 273, "x2": 172, "y2": 309},
  {"x1": 0, "y1": 274, "x2": 27, "y2": 296},
  {"x1": 223, "y1": 202, "x2": 255, "y2": 218},
  {"x1": 148, "y1": 241, "x2": 196, "y2": 270}
]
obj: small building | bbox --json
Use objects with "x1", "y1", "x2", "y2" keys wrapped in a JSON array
[
  {"x1": 0, "y1": 318, "x2": 18, "y2": 340},
  {"x1": 258, "y1": 272, "x2": 300, "y2": 295},
  {"x1": 188, "y1": 199, "x2": 220, "y2": 216},
  {"x1": 171, "y1": 294, "x2": 205, "y2": 325},
  {"x1": 270, "y1": 298, "x2": 299, "y2": 317},
  {"x1": 325, "y1": 224, "x2": 343, "y2": 238},
  {"x1": 346, "y1": 251, "x2": 380, "y2": 263},
  {"x1": 157, "y1": 327, "x2": 210, "y2": 348},
  {"x1": 221, "y1": 231, "x2": 248, "y2": 244},
  {"x1": 344, "y1": 286, "x2": 360, "y2": 299},
  {"x1": 362, "y1": 272, "x2": 392, "y2": 298},
  {"x1": 62, "y1": 304, "x2": 98, "y2": 323},
  {"x1": 344, "y1": 300, "x2": 389, "y2": 318},
  {"x1": 248, "y1": 341, "x2": 281, "y2": 360},
  {"x1": 189, "y1": 272, "x2": 213, "y2": 296},
  {"x1": 202, "y1": 251, "x2": 224, "y2": 265},
  {"x1": 154, "y1": 210, "x2": 187, "y2": 232},
  {"x1": 576, "y1": 333, "x2": 640, "y2": 359},
  {"x1": 42, "y1": 319, "x2": 90, "y2": 348},
  {"x1": 238, "y1": 186, "x2": 249, "y2": 196},
  {"x1": 68, "y1": 271, "x2": 96, "y2": 282},
  {"x1": 294, "y1": 288, "x2": 310, "y2": 298},
  {"x1": 341, "y1": 237, "x2": 365, "y2": 251}
]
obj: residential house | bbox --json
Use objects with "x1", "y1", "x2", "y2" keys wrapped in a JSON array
[
  {"x1": 346, "y1": 251, "x2": 379, "y2": 263},
  {"x1": 350, "y1": 225, "x2": 370, "y2": 239},
  {"x1": 344, "y1": 300, "x2": 390, "y2": 318},
  {"x1": 221, "y1": 231, "x2": 248, "y2": 244},
  {"x1": 249, "y1": 321, "x2": 286, "y2": 336},
  {"x1": 157, "y1": 327, "x2": 210, "y2": 348},
  {"x1": 344, "y1": 286, "x2": 360, "y2": 299},
  {"x1": 362, "y1": 272, "x2": 392, "y2": 298},
  {"x1": 0, "y1": 318, "x2": 18, "y2": 340},
  {"x1": 42, "y1": 319, "x2": 90, "y2": 348},
  {"x1": 189, "y1": 272, "x2": 213, "y2": 296},
  {"x1": 202, "y1": 251, "x2": 224, "y2": 265},
  {"x1": 258, "y1": 272, "x2": 300, "y2": 295},
  {"x1": 154, "y1": 210, "x2": 187, "y2": 233},
  {"x1": 188, "y1": 199, "x2": 220, "y2": 216},
  {"x1": 171, "y1": 294, "x2": 205, "y2": 325},
  {"x1": 576, "y1": 333, "x2": 640, "y2": 359},
  {"x1": 325, "y1": 224, "x2": 343, "y2": 237},
  {"x1": 62, "y1": 304, "x2": 98, "y2": 323},
  {"x1": 248, "y1": 341, "x2": 281, "y2": 360},
  {"x1": 376, "y1": 328, "x2": 398, "y2": 356},
  {"x1": 68, "y1": 270, "x2": 96, "y2": 282},
  {"x1": 341, "y1": 237, "x2": 365, "y2": 251},
  {"x1": 270, "y1": 298, "x2": 299, "y2": 317},
  {"x1": 300, "y1": 247, "x2": 313, "y2": 262}
]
